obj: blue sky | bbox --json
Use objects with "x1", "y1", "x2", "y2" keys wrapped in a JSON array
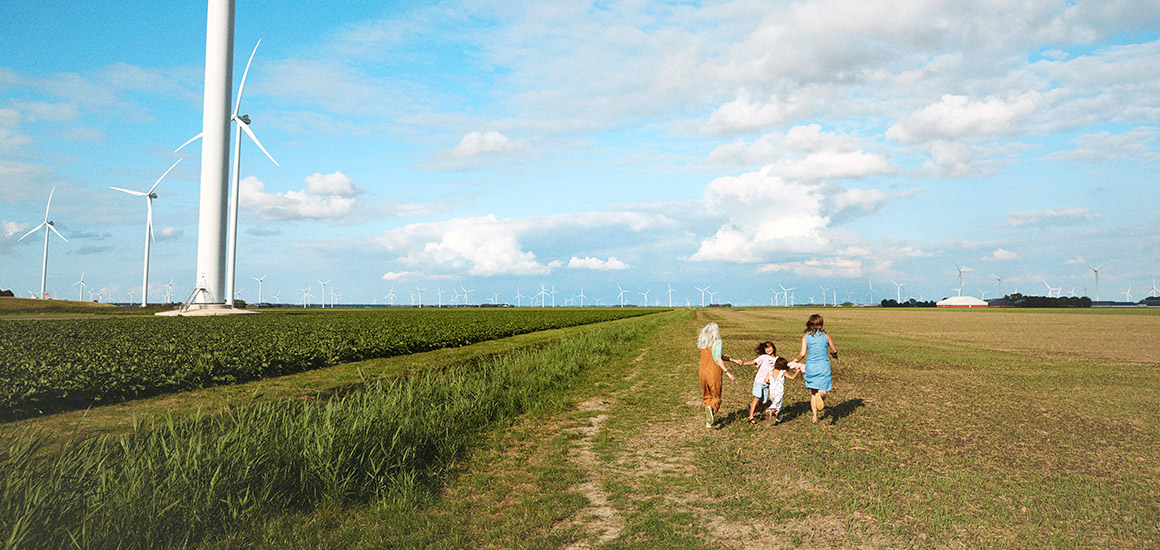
[{"x1": 2, "y1": 0, "x2": 1159, "y2": 306}]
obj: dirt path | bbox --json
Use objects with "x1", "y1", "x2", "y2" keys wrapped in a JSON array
[{"x1": 556, "y1": 309, "x2": 898, "y2": 549}]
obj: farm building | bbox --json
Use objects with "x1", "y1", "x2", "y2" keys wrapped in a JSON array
[{"x1": 936, "y1": 296, "x2": 989, "y2": 308}]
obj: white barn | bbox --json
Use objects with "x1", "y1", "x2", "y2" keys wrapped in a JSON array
[{"x1": 936, "y1": 296, "x2": 989, "y2": 308}]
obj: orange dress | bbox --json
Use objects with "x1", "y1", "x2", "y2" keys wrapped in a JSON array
[{"x1": 699, "y1": 347, "x2": 723, "y2": 413}]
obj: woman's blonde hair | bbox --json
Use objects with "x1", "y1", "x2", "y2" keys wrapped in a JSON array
[{"x1": 697, "y1": 322, "x2": 720, "y2": 349}]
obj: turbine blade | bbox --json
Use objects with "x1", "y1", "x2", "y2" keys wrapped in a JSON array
[
  {"x1": 110, "y1": 186, "x2": 147, "y2": 196},
  {"x1": 238, "y1": 122, "x2": 279, "y2": 166},
  {"x1": 150, "y1": 158, "x2": 182, "y2": 193},
  {"x1": 175, "y1": 133, "x2": 203, "y2": 152},
  {"x1": 48, "y1": 223, "x2": 68, "y2": 243},
  {"x1": 44, "y1": 187, "x2": 56, "y2": 221},
  {"x1": 234, "y1": 39, "x2": 262, "y2": 116},
  {"x1": 18, "y1": 223, "x2": 46, "y2": 242}
]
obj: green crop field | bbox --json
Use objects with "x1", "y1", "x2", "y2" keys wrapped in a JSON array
[
  {"x1": 0, "y1": 307, "x2": 658, "y2": 419},
  {"x1": 2, "y1": 307, "x2": 1157, "y2": 549}
]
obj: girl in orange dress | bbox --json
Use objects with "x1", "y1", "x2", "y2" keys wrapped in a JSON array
[{"x1": 697, "y1": 322, "x2": 737, "y2": 428}]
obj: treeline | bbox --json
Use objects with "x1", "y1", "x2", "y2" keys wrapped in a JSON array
[
  {"x1": 879, "y1": 299, "x2": 937, "y2": 308},
  {"x1": 1003, "y1": 293, "x2": 1092, "y2": 308}
]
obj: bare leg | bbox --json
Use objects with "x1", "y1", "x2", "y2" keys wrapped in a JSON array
[
  {"x1": 809, "y1": 390, "x2": 819, "y2": 423},
  {"x1": 748, "y1": 397, "x2": 759, "y2": 421}
]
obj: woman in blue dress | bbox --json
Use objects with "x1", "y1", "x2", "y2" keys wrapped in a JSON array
[{"x1": 793, "y1": 314, "x2": 838, "y2": 423}]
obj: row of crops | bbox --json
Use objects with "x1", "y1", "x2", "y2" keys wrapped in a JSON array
[{"x1": 0, "y1": 308, "x2": 659, "y2": 420}]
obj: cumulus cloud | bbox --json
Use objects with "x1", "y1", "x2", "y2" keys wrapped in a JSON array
[
  {"x1": 985, "y1": 248, "x2": 1019, "y2": 261},
  {"x1": 453, "y1": 131, "x2": 525, "y2": 158},
  {"x1": 3, "y1": 220, "x2": 30, "y2": 238},
  {"x1": 759, "y1": 257, "x2": 866, "y2": 279},
  {"x1": 704, "y1": 87, "x2": 832, "y2": 136},
  {"x1": 886, "y1": 93, "x2": 1042, "y2": 145},
  {"x1": 381, "y1": 271, "x2": 424, "y2": 281},
  {"x1": 377, "y1": 211, "x2": 666, "y2": 277},
  {"x1": 706, "y1": 124, "x2": 892, "y2": 179},
  {"x1": 1007, "y1": 207, "x2": 1098, "y2": 227},
  {"x1": 241, "y1": 171, "x2": 363, "y2": 221},
  {"x1": 568, "y1": 256, "x2": 629, "y2": 270},
  {"x1": 689, "y1": 163, "x2": 905, "y2": 263},
  {"x1": 1065, "y1": 256, "x2": 1086, "y2": 265},
  {"x1": 156, "y1": 226, "x2": 182, "y2": 240}
]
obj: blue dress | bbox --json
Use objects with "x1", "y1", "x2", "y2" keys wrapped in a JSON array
[{"x1": 803, "y1": 331, "x2": 831, "y2": 391}]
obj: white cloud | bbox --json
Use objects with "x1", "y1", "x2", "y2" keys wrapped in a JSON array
[
  {"x1": 11, "y1": 101, "x2": 80, "y2": 122},
  {"x1": 705, "y1": 124, "x2": 892, "y2": 179},
  {"x1": 759, "y1": 257, "x2": 866, "y2": 279},
  {"x1": 377, "y1": 211, "x2": 667, "y2": 277},
  {"x1": 704, "y1": 87, "x2": 832, "y2": 136},
  {"x1": 1007, "y1": 207, "x2": 1098, "y2": 227},
  {"x1": 0, "y1": 108, "x2": 33, "y2": 154},
  {"x1": 3, "y1": 220, "x2": 30, "y2": 238},
  {"x1": 985, "y1": 248, "x2": 1019, "y2": 261},
  {"x1": 453, "y1": 131, "x2": 525, "y2": 158},
  {"x1": 381, "y1": 271, "x2": 424, "y2": 281},
  {"x1": 568, "y1": 256, "x2": 629, "y2": 270},
  {"x1": 241, "y1": 172, "x2": 363, "y2": 221},
  {"x1": 886, "y1": 93, "x2": 1042, "y2": 145},
  {"x1": 1065, "y1": 256, "x2": 1086, "y2": 265},
  {"x1": 157, "y1": 226, "x2": 182, "y2": 240},
  {"x1": 1043, "y1": 127, "x2": 1160, "y2": 163}
]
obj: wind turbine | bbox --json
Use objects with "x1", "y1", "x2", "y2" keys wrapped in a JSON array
[
  {"x1": 819, "y1": 286, "x2": 829, "y2": 307},
  {"x1": 317, "y1": 280, "x2": 330, "y2": 308},
  {"x1": 386, "y1": 286, "x2": 396, "y2": 305},
  {"x1": 577, "y1": 287, "x2": 587, "y2": 307},
  {"x1": 329, "y1": 291, "x2": 339, "y2": 307},
  {"x1": 110, "y1": 158, "x2": 182, "y2": 307},
  {"x1": 272, "y1": 291, "x2": 280, "y2": 303},
  {"x1": 18, "y1": 187, "x2": 69, "y2": 299},
  {"x1": 549, "y1": 286, "x2": 558, "y2": 307},
  {"x1": 491, "y1": 292, "x2": 499, "y2": 305},
  {"x1": 536, "y1": 284, "x2": 549, "y2": 307},
  {"x1": 979, "y1": 289, "x2": 988, "y2": 300},
  {"x1": 954, "y1": 264, "x2": 974, "y2": 296},
  {"x1": 990, "y1": 274, "x2": 1004, "y2": 297},
  {"x1": 514, "y1": 287, "x2": 525, "y2": 307},
  {"x1": 639, "y1": 288, "x2": 651, "y2": 307},
  {"x1": 415, "y1": 287, "x2": 424, "y2": 307},
  {"x1": 666, "y1": 284, "x2": 676, "y2": 307},
  {"x1": 694, "y1": 285, "x2": 708, "y2": 307},
  {"x1": 891, "y1": 280, "x2": 903, "y2": 303},
  {"x1": 1087, "y1": 265, "x2": 1106, "y2": 301},
  {"x1": 461, "y1": 286, "x2": 474, "y2": 306},
  {"x1": 128, "y1": 288, "x2": 136, "y2": 305},
  {"x1": 1042, "y1": 281, "x2": 1061, "y2": 298},
  {"x1": 436, "y1": 286, "x2": 446, "y2": 307},
  {"x1": 164, "y1": 279, "x2": 175, "y2": 303},
  {"x1": 707, "y1": 289, "x2": 720, "y2": 305},
  {"x1": 865, "y1": 280, "x2": 874, "y2": 305},
  {"x1": 1122, "y1": 286, "x2": 1132, "y2": 303},
  {"x1": 252, "y1": 274, "x2": 267, "y2": 306},
  {"x1": 73, "y1": 272, "x2": 86, "y2": 301},
  {"x1": 177, "y1": 39, "x2": 278, "y2": 308},
  {"x1": 616, "y1": 283, "x2": 630, "y2": 307},
  {"x1": 1150, "y1": 280, "x2": 1159, "y2": 298},
  {"x1": 778, "y1": 283, "x2": 794, "y2": 307}
]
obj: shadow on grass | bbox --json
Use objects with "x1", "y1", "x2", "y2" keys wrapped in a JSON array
[{"x1": 826, "y1": 397, "x2": 864, "y2": 425}]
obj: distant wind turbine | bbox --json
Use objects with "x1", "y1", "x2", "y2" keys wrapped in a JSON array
[
  {"x1": 616, "y1": 283, "x2": 630, "y2": 307},
  {"x1": 577, "y1": 287, "x2": 587, "y2": 307},
  {"x1": 1087, "y1": 264, "x2": 1106, "y2": 301},
  {"x1": 111, "y1": 158, "x2": 182, "y2": 307},
  {"x1": 252, "y1": 274, "x2": 267, "y2": 306},
  {"x1": 991, "y1": 274, "x2": 1004, "y2": 297},
  {"x1": 666, "y1": 284, "x2": 675, "y2": 307},
  {"x1": 891, "y1": 280, "x2": 903, "y2": 303},
  {"x1": 461, "y1": 286, "x2": 474, "y2": 305},
  {"x1": 694, "y1": 285, "x2": 709, "y2": 307},
  {"x1": 1122, "y1": 286, "x2": 1132, "y2": 303},
  {"x1": 73, "y1": 272, "x2": 86, "y2": 302},
  {"x1": 1150, "y1": 280, "x2": 1159, "y2": 298},
  {"x1": 954, "y1": 264, "x2": 974, "y2": 296},
  {"x1": 436, "y1": 286, "x2": 446, "y2": 307},
  {"x1": 514, "y1": 287, "x2": 526, "y2": 307},
  {"x1": 18, "y1": 186, "x2": 68, "y2": 299},
  {"x1": 317, "y1": 280, "x2": 330, "y2": 308},
  {"x1": 639, "y1": 288, "x2": 651, "y2": 307},
  {"x1": 415, "y1": 287, "x2": 424, "y2": 307},
  {"x1": 386, "y1": 286, "x2": 396, "y2": 305},
  {"x1": 707, "y1": 289, "x2": 719, "y2": 305}
]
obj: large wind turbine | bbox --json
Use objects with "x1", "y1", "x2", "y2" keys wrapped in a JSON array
[
  {"x1": 707, "y1": 289, "x2": 720, "y2": 305},
  {"x1": 317, "y1": 280, "x2": 330, "y2": 308},
  {"x1": 666, "y1": 284, "x2": 675, "y2": 307},
  {"x1": 891, "y1": 280, "x2": 903, "y2": 303},
  {"x1": 178, "y1": 37, "x2": 278, "y2": 308},
  {"x1": 18, "y1": 187, "x2": 68, "y2": 299},
  {"x1": 639, "y1": 289, "x2": 651, "y2": 307},
  {"x1": 616, "y1": 283, "x2": 630, "y2": 307},
  {"x1": 1087, "y1": 264, "x2": 1106, "y2": 301},
  {"x1": 694, "y1": 285, "x2": 708, "y2": 307},
  {"x1": 111, "y1": 158, "x2": 182, "y2": 307}
]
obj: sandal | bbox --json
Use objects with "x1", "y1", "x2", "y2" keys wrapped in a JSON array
[{"x1": 748, "y1": 418, "x2": 758, "y2": 425}]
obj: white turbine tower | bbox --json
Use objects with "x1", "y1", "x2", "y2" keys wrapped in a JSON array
[
  {"x1": 707, "y1": 289, "x2": 719, "y2": 305},
  {"x1": 694, "y1": 285, "x2": 709, "y2": 307},
  {"x1": 666, "y1": 284, "x2": 675, "y2": 307},
  {"x1": 18, "y1": 187, "x2": 68, "y2": 299},
  {"x1": 461, "y1": 286, "x2": 474, "y2": 306},
  {"x1": 778, "y1": 283, "x2": 794, "y2": 307},
  {"x1": 991, "y1": 274, "x2": 1004, "y2": 297},
  {"x1": 577, "y1": 287, "x2": 587, "y2": 307},
  {"x1": 979, "y1": 289, "x2": 988, "y2": 300},
  {"x1": 865, "y1": 280, "x2": 874, "y2": 305},
  {"x1": 1087, "y1": 264, "x2": 1106, "y2": 301},
  {"x1": 164, "y1": 279, "x2": 175, "y2": 303},
  {"x1": 1150, "y1": 280, "x2": 1159, "y2": 298},
  {"x1": 1122, "y1": 286, "x2": 1132, "y2": 303},
  {"x1": 514, "y1": 287, "x2": 525, "y2": 307},
  {"x1": 891, "y1": 280, "x2": 903, "y2": 303},
  {"x1": 110, "y1": 159, "x2": 182, "y2": 307},
  {"x1": 386, "y1": 286, "x2": 396, "y2": 306},
  {"x1": 252, "y1": 274, "x2": 267, "y2": 306},
  {"x1": 73, "y1": 272, "x2": 86, "y2": 301},
  {"x1": 491, "y1": 292, "x2": 499, "y2": 305},
  {"x1": 536, "y1": 284, "x2": 549, "y2": 307},
  {"x1": 178, "y1": 35, "x2": 278, "y2": 308},
  {"x1": 415, "y1": 287, "x2": 424, "y2": 308},
  {"x1": 639, "y1": 289, "x2": 651, "y2": 307},
  {"x1": 317, "y1": 280, "x2": 330, "y2": 308},
  {"x1": 436, "y1": 286, "x2": 446, "y2": 307}
]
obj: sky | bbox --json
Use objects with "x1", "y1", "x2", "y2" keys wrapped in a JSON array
[{"x1": 2, "y1": 0, "x2": 1159, "y2": 307}]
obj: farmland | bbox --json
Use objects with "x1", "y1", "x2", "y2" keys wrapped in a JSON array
[
  {"x1": 0, "y1": 307, "x2": 658, "y2": 419},
  {"x1": 2, "y1": 307, "x2": 1157, "y2": 548}
]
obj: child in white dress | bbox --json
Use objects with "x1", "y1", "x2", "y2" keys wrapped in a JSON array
[{"x1": 764, "y1": 357, "x2": 800, "y2": 424}]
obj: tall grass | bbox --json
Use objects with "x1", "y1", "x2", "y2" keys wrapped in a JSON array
[{"x1": 0, "y1": 316, "x2": 663, "y2": 549}]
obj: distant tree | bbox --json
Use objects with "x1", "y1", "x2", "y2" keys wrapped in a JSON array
[{"x1": 0, "y1": 289, "x2": 13, "y2": 297}]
